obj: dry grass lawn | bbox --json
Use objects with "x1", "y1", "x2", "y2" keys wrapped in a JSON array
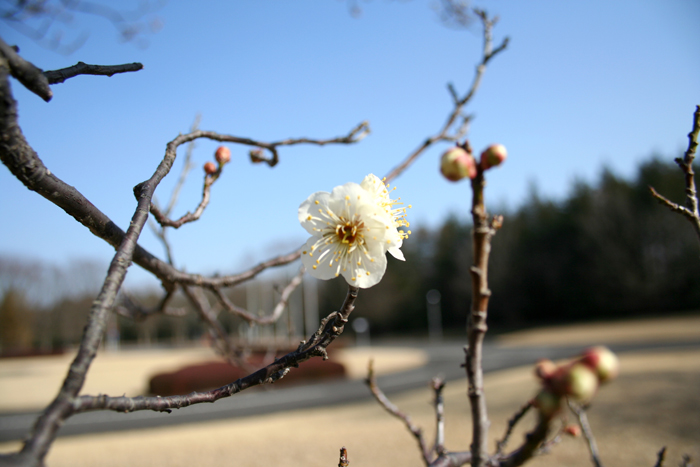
[{"x1": 1, "y1": 315, "x2": 698, "y2": 466}]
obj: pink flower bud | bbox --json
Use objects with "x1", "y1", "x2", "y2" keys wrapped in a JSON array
[
  {"x1": 480, "y1": 144, "x2": 507, "y2": 170},
  {"x1": 203, "y1": 161, "x2": 217, "y2": 175},
  {"x1": 533, "y1": 389, "x2": 562, "y2": 419},
  {"x1": 535, "y1": 359, "x2": 557, "y2": 380},
  {"x1": 440, "y1": 146, "x2": 477, "y2": 182},
  {"x1": 580, "y1": 346, "x2": 619, "y2": 384},
  {"x1": 215, "y1": 146, "x2": 231, "y2": 164},
  {"x1": 564, "y1": 425, "x2": 581, "y2": 437}
]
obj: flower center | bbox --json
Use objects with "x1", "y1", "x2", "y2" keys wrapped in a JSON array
[{"x1": 335, "y1": 217, "x2": 364, "y2": 246}]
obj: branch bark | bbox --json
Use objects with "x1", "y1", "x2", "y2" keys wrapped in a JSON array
[
  {"x1": 649, "y1": 105, "x2": 700, "y2": 244},
  {"x1": 383, "y1": 11, "x2": 508, "y2": 183},
  {"x1": 13, "y1": 70, "x2": 183, "y2": 465},
  {"x1": 465, "y1": 169, "x2": 502, "y2": 467},
  {"x1": 569, "y1": 401, "x2": 604, "y2": 467},
  {"x1": 366, "y1": 360, "x2": 433, "y2": 465},
  {"x1": 71, "y1": 286, "x2": 358, "y2": 414},
  {"x1": 44, "y1": 61, "x2": 143, "y2": 84}
]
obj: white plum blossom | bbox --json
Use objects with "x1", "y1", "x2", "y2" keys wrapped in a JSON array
[
  {"x1": 359, "y1": 174, "x2": 411, "y2": 261},
  {"x1": 299, "y1": 175, "x2": 411, "y2": 288}
]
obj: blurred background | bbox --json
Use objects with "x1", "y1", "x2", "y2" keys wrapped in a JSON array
[{"x1": 1, "y1": 0, "x2": 700, "y2": 354}]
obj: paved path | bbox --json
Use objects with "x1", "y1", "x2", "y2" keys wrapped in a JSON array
[{"x1": 1, "y1": 338, "x2": 698, "y2": 442}]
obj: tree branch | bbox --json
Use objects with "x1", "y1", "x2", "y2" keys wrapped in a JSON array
[
  {"x1": 465, "y1": 170, "x2": 502, "y2": 467},
  {"x1": 115, "y1": 286, "x2": 186, "y2": 321},
  {"x1": 213, "y1": 268, "x2": 305, "y2": 325},
  {"x1": 366, "y1": 359, "x2": 432, "y2": 465},
  {"x1": 173, "y1": 121, "x2": 369, "y2": 169},
  {"x1": 653, "y1": 447, "x2": 666, "y2": 467},
  {"x1": 70, "y1": 286, "x2": 358, "y2": 414},
  {"x1": 383, "y1": 11, "x2": 508, "y2": 183},
  {"x1": 495, "y1": 402, "x2": 533, "y2": 456},
  {"x1": 568, "y1": 401, "x2": 604, "y2": 467},
  {"x1": 498, "y1": 415, "x2": 551, "y2": 467},
  {"x1": 0, "y1": 63, "x2": 351, "y2": 291},
  {"x1": 44, "y1": 61, "x2": 143, "y2": 84},
  {"x1": 149, "y1": 163, "x2": 219, "y2": 229},
  {"x1": 650, "y1": 105, "x2": 700, "y2": 244},
  {"x1": 0, "y1": 36, "x2": 52, "y2": 101},
  {"x1": 433, "y1": 377, "x2": 447, "y2": 456},
  {"x1": 16, "y1": 80, "x2": 182, "y2": 465}
]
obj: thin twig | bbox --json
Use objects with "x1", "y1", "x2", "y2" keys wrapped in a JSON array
[
  {"x1": 163, "y1": 115, "x2": 201, "y2": 217},
  {"x1": 165, "y1": 123, "x2": 369, "y2": 170},
  {"x1": 44, "y1": 61, "x2": 143, "y2": 84},
  {"x1": 654, "y1": 447, "x2": 666, "y2": 467},
  {"x1": 568, "y1": 400, "x2": 604, "y2": 467},
  {"x1": 433, "y1": 377, "x2": 447, "y2": 456},
  {"x1": 495, "y1": 402, "x2": 533, "y2": 456},
  {"x1": 366, "y1": 360, "x2": 432, "y2": 465},
  {"x1": 115, "y1": 287, "x2": 186, "y2": 321},
  {"x1": 149, "y1": 166, "x2": 218, "y2": 229},
  {"x1": 649, "y1": 105, "x2": 700, "y2": 244},
  {"x1": 182, "y1": 285, "x2": 248, "y2": 367},
  {"x1": 213, "y1": 267, "x2": 305, "y2": 325},
  {"x1": 383, "y1": 11, "x2": 508, "y2": 183}
]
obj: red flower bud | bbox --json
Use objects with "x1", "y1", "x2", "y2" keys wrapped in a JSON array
[
  {"x1": 203, "y1": 161, "x2": 217, "y2": 175},
  {"x1": 580, "y1": 346, "x2": 619, "y2": 384},
  {"x1": 215, "y1": 146, "x2": 231, "y2": 165},
  {"x1": 440, "y1": 146, "x2": 477, "y2": 182},
  {"x1": 480, "y1": 144, "x2": 507, "y2": 170},
  {"x1": 564, "y1": 425, "x2": 581, "y2": 437}
]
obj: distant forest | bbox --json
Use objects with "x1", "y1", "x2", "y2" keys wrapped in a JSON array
[
  {"x1": 2, "y1": 156, "x2": 699, "y2": 351},
  {"x1": 318, "y1": 156, "x2": 700, "y2": 334}
]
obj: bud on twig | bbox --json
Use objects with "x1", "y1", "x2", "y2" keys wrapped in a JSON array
[
  {"x1": 579, "y1": 346, "x2": 620, "y2": 383},
  {"x1": 549, "y1": 363, "x2": 599, "y2": 403},
  {"x1": 480, "y1": 144, "x2": 507, "y2": 170},
  {"x1": 249, "y1": 148, "x2": 266, "y2": 164},
  {"x1": 215, "y1": 146, "x2": 231, "y2": 165},
  {"x1": 535, "y1": 359, "x2": 557, "y2": 380},
  {"x1": 203, "y1": 161, "x2": 217, "y2": 175},
  {"x1": 533, "y1": 389, "x2": 562, "y2": 419},
  {"x1": 440, "y1": 146, "x2": 477, "y2": 181}
]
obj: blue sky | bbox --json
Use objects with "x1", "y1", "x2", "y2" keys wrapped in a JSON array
[{"x1": 1, "y1": 0, "x2": 699, "y2": 291}]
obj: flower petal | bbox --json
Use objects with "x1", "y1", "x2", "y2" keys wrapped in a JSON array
[
  {"x1": 298, "y1": 191, "x2": 331, "y2": 236},
  {"x1": 301, "y1": 237, "x2": 339, "y2": 281},
  {"x1": 387, "y1": 245, "x2": 405, "y2": 261},
  {"x1": 342, "y1": 246, "x2": 387, "y2": 288}
]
